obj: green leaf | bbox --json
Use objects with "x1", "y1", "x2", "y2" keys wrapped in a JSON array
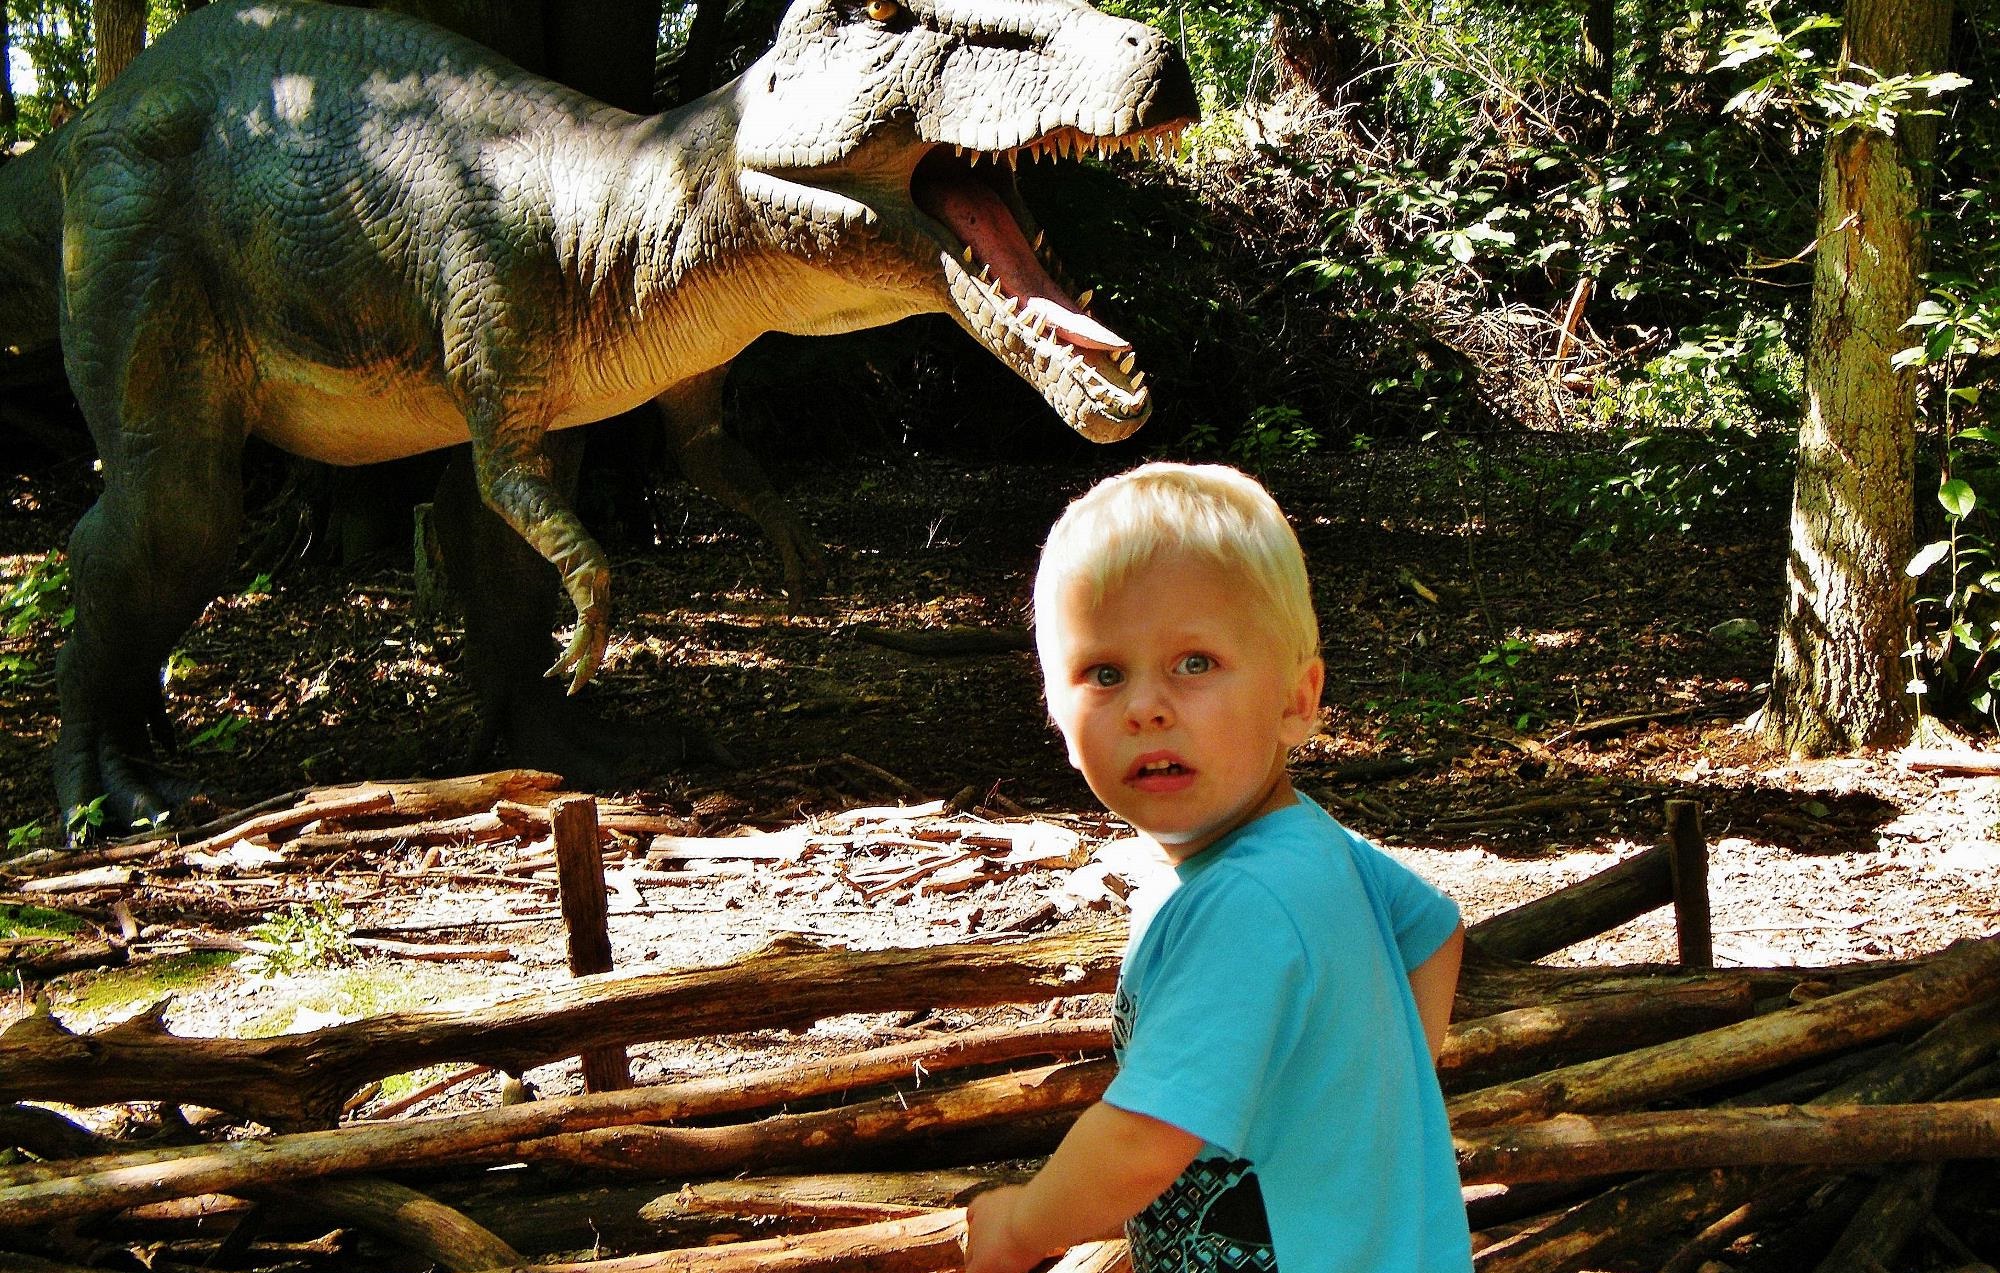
[
  {"x1": 1908, "y1": 539, "x2": 1953, "y2": 577},
  {"x1": 1941, "y1": 479, "x2": 1978, "y2": 518}
]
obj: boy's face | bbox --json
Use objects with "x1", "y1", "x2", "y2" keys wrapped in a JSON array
[{"x1": 1041, "y1": 552, "x2": 1324, "y2": 863}]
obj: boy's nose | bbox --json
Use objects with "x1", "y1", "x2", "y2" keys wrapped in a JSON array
[{"x1": 1124, "y1": 687, "x2": 1173, "y2": 731}]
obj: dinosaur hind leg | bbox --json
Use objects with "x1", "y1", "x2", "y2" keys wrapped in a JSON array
[
  {"x1": 53, "y1": 160, "x2": 245, "y2": 835},
  {"x1": 55, "y1": 438, "x2": 243, "y2": 835}
]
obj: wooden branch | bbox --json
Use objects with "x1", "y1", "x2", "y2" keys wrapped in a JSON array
[
  {"x1": 0, "y1": 926, "x2": 1122, "y2": 1128},
  {"x1": 0, "y1": 1018, "x2": 1112, "y2": 1227},
  {"x1": 507, "y1": 1057, "x2": 1111, "y2": 1176},
  {"x1": 1438, "y1": 979, "x2": 1753, "y2": 1092},
  {"x1": 517, "y1": 1208, "x2": 968, "y2": 1272},
  {"x1": 1901, "y1": 748, "x2": 2000, "y2": 775},
  {"x1": 1456, "y1": 1097, "x2": 2000, "y2": 1184},
  {"x1": 1455, "y1": 947, "x2": 1911, "y2": 1019},
  {"x1": 1471, "y1": 996, "x2": 2000, "y2": 1273},
  {"x1": 1812, "y1": 1161, "x2": 1941, "y2": 1273},
  {"x1": 1450, "y1": 935, "x2": 2000, "y2": 1129},
  {"x1": 1465, "y1": 841, "x2": 1671, "y2": 962},
  {"x1": 656, "y1": 1169, "x2": 1030, "y2": 1222},
  {"x1": 265, "y1": 1176, "x2": 521, "y2": 1272}
]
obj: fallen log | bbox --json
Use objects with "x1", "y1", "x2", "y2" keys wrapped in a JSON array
[
  {"x1": 1471, "y1": 995, "x2": 2000, "y2": 1273},
  {"x1": 264, "y1": 1176, "x2": 522, "y2": 1272},
  {"x1": 1455, "y1": 1097, "x2": 2000, "y2": 1184},
  {"x1": 505, "y1": 1058, "x2": 1111, "y2": 1176},
  {"x1": 1812, "y1": 1161, "x2": 1942, "y2": 1273},
  {"x1": 0, "y1": 926, "x2": 1122, "y2": 1127},
  {"x1": 654, "y1": 1169, "x2": 1028, "y2": 1222},
  {"x1": 516, "y1": 1208, "x2": 968, "y2": 1273},
  {"x1": 1439, "y1": 979, "x2": 1753, "y2": 1091},
  {"x1": 0, "y1": 1017, "x2": 1112, "y2": 1226},
  {"x1": 1465, "y1": 841, "x2": 1671, "y2": 962},
  {"x1": 1453, "y1": 947, "x2": 1911, "y2": 1019},
  {"x1": 1450, "y1": 934, "x2": 2000, "y2": 1129}
]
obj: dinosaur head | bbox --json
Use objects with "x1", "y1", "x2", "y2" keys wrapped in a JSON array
[{"x1": 733, "y1": 0, "x2": 1198, "y2": 442}]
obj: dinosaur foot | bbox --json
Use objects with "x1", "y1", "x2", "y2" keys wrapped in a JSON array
[
  {"x1": 471, "y1": 681, "x2": 732, "y2": 791},
  {"x1": 54, "y1": 729, "x2": 206, "y2": 841}
]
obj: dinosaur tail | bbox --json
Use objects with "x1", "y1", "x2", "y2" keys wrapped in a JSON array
[{"x1": 0, "y1": 140, "x2": 67, "y2": 386}]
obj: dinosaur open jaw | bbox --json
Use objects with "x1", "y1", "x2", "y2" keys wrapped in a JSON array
[{"x1": 911, "y1": 126, "x2": 1185, "y2": 441}]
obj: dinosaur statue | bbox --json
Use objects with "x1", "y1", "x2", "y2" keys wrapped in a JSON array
[{"x1": 0, "y1": 0, "x2": 1197, "y2": 833}]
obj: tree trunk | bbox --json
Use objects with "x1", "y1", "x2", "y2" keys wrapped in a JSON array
[
  {"x1": 1760, "y1": 0, "x2": 1955, "y2": 756},
  {"x1": 1, "y1": 1, "x2": 17, "y2": 149},
  {"x1": 1576, "y1": 0, "x2": 1614, "y2": 156},
  {"x1": 91, "y1": 0, "x2": 148, "y2": 90}
]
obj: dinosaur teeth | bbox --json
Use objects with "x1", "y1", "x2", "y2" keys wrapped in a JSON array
[
  {"x1": 962, "y1": 246, "x2": 974, "y2": 265},
  {"x1": 1117, "y1": 350, "x2": 1135, "y2": 373},
  {"x1": 1078, "y1": 288, "x2": 1094, "y2": 308}
]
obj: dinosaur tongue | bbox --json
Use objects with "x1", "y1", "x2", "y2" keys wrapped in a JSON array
[{"x1": 919, "y1": 171, "x2": 1129, "y2": 352}]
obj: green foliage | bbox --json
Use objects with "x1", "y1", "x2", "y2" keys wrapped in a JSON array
[
  {"x1": 190, "y1": 715, "x2": 248, "y2": 753},
  {"x1": 1563, "y1": 422, "x2": 1794, "y2": 551},
  {"x1": 3, "y1": 552, "x2": 73, "y2": 635},
  {"x1": 64, "y1": 794, "x2": 106, "y2": 841},
  {"x1": 1900, "y1": 273, "x2": 2000, "y2": 724},
  {"x1": 248, "y1": 898, "x2": 355, "y2": 976},
  {"x1": 1370, "y1": 637, "x2": 1544, "y2": 736}
]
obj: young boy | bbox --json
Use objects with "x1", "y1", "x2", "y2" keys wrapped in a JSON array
[{"x1": 965, "y1": 463, "x2": 1470, "y2": 1273}]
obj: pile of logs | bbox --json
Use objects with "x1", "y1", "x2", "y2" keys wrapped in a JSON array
[{"x1": 2, "y1": 781, "x2": 1998, "y2": 1272}]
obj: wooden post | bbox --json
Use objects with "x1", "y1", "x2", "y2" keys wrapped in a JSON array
[
  {"x1": 552, "y1": 795, "x2": 632, "y2": 1092},
  {"x1": 1665, "y1": 799, "x2": 1712, "y2": 969}
]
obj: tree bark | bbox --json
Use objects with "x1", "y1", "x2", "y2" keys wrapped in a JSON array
[
  {"x1": 92, "y1": 0, "x2": 147, "y2": 90},
  {"x1": 1455, "y1": 1097, "x2": 2000, "y2": 1185},
  {"x1": 0, "y1": 927, "x2": 1122, "y2": 1128},
  {"x1": 657, "y1": 1168, "x2": 1030, "y2": 1221},
  {"x1": 1760, "y1": 0, "x2": 1956, "y2": 756}
]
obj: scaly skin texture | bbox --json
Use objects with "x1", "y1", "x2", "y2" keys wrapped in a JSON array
[{"x1": 0, "y1": 0, "x2": 1196, "y2": 833}]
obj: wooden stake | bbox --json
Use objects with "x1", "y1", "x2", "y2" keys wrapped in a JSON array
[
  {"x1": 553, "y1": 795, "x2": 631, "y2": 1092},
  {"x1": 1665, "y1": 799, "x2": 1711, "y2": 968}
]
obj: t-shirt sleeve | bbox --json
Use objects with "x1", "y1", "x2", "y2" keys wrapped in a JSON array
[
  {"x1": 1103, "y1": 872, "x2": 1307, "y2": 1158},
  {"x1": 1348, "y1": 831, "x2": 1461, "y2": 971}
]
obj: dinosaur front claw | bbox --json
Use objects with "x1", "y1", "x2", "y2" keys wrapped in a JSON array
[{"x1": 547, "y1": 617, "x2": 609, "y2": 695}]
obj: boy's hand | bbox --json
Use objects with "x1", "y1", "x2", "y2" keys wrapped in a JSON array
[{"x1": 964, "y1": 1185, "x2": 1058, "y2": 1273}]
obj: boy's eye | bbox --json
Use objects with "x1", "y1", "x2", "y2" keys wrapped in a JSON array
[
  {"x1": 1176, "y1": 653, "x2": 1214, "y2": 675},
  {"x1": 1087, "y1": 665, "x2": 1124, "y2": 688}
]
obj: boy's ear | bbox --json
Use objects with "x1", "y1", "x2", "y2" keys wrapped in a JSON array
[{"x1": 1281, "y1": 658, "x2": 1326, "y2": 747}]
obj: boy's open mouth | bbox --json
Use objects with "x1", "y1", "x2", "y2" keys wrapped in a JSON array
[{"x1": 1130, "y1": 754, "x2": 1194, "y2": 784}]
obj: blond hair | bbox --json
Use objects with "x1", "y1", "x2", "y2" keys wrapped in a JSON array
[{"x1": 1033, "y1": 462, "x2": 1321, "y2": 673}]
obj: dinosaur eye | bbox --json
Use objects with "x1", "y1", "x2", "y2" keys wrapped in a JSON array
[{"x1": 865, "y1": 0, "x2": 901, "y2": 21}]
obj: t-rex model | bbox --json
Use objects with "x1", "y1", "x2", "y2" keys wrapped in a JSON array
[{"x1": 0, "y1": 0, "x2": 1197, "y2": 833}]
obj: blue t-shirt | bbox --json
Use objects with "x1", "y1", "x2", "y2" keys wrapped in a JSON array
[{"x1": 1104, "y1": 795, "x2": 1470, "y2": 1273}]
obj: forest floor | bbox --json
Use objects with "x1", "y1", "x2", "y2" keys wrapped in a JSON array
[
  {"x1": 3, "y1": 436, "x2": 2000, "y2": 1264},
  {"x1": 6, "y1": 432, "x2": 1999, "y2": 1020}
]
